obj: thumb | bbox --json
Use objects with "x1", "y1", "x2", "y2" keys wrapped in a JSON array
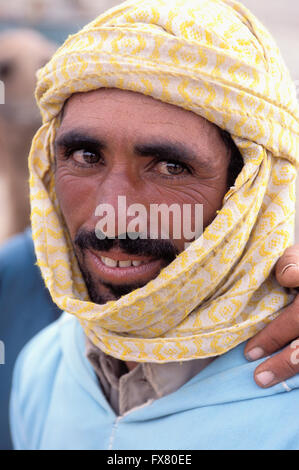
[{"x1": 275, "y1": 245, "x2": 299, "y2": 288}]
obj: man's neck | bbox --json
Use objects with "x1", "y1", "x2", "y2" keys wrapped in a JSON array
[{"x1": 126, "y1": 361, "x2": 138, "y2": 371}]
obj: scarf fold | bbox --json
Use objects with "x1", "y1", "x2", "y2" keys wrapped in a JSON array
[{"x1": 29, "y1": 0, "x2": 299, "y2": 362}]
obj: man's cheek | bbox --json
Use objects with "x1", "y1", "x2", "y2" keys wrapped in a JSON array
[{"x1": 55, "y1": 172, "x2": 97, "y2": 237}]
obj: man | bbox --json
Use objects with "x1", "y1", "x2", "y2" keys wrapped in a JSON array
[{"x1": 9, "y1": 0, "x2": 299, "y2": 449}]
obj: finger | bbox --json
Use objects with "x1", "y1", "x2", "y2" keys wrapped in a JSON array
[
  {"x1": 253, "y1": 339, "x2": 299, "y2": 388},
  {"x1": 244, "y1": 296, "x2": 299, "y2": 361},
  {"x1": 275, "y1": 245, "x2": 299, "y2": 288}
]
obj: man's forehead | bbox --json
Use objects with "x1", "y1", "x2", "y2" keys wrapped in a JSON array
[
  {"x1": 63, "y1": 88, "x2": 207, "y2": 122},
  {"x1": 60, "y1": 87, "x2": 219, "y2": 142},
  {"x1": 65, "y1": 88, "x2": 167, "y2": 108}
]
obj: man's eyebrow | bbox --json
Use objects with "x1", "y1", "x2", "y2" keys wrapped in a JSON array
[
  {"x1": 134, "y1": 140, "x2": 214, "y2": 170},
  {"x1": 54, "y1": 130, "x2": 106, "y2": 150},
  {"x1": 54, "y1": 131, "x2": 213, "y2": 170}
]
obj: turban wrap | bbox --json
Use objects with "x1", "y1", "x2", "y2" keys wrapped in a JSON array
[{"x1": 29, "y1": 0, "x2": 299, "y2": 362}]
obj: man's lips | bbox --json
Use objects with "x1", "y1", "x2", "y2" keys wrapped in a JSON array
[{"x1": 86, "y1": 248, "x2": 166, "y2": 284}]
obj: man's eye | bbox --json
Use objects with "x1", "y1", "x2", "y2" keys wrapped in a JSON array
[
  {"x1": 71, "y1": 149, "x2": 100, "y2": 165},
  {"x1": 155, "y1": 161, "x2": 189, "y2": 176}
]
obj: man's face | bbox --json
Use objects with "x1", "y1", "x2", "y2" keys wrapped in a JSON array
[{"x1": 55, "y1": 88, "x2": 230, "y2": 304}]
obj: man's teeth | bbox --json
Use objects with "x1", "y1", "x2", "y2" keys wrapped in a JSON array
[{"x1": 100, "y1": 257, "x2": 144, "y2": 268}]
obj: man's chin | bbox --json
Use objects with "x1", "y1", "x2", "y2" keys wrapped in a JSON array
[
  {"x1": 75, "y1": 248, "x2": 176, "y2": 304},
  {"x1": 86, "y1": 279, "x2": 148, "y2": 304},
  {"x1": 77, "y1": 261, "x2": 151, "y2": 304}
]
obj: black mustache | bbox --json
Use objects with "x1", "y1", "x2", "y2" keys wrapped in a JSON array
[{"x1": 74, "y1": 229, "x2": 179, "y2": 261}]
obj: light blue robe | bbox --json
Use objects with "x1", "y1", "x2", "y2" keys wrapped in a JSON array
[{"x1": 10, "y1": 313, "x2": 299, "y2": 450}]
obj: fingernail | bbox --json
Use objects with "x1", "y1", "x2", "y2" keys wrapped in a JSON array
[
  {"x1": 280, "y1": 263, "x2": 298, "y2": 276},
  {"x1": 245, "y1": 346, "x2": 264, "y2": 361},
  {"x1": 256, "y1": 371, "x2": 275, "y2": 387}
]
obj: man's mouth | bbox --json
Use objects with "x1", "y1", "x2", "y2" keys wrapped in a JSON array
[
  {"x1": 86, "y1": 248, "x2": 167, "y2": 284},
  {"x1": 100, "y1": 256, "x2": 146, "y2": 268}
]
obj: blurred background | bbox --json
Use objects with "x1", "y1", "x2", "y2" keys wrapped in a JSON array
[
  {"x1": 0, "y1": 0, "x2": 121, "y2": 244},
  {"x1": 0, "y1": 0, "x2": 298, "y2": 243}
]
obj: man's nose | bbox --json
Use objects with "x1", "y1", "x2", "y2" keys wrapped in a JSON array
[
  {"x1": 93, "y1": 169, "x2": 148, "y2": 238},
  {"x1": 98, "y1": 166, "x2": 139, "y2": 205}
]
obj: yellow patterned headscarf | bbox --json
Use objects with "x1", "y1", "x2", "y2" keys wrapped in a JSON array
[{"x1": 30, "y1": 0, "x2": 299, "y2": 362}]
